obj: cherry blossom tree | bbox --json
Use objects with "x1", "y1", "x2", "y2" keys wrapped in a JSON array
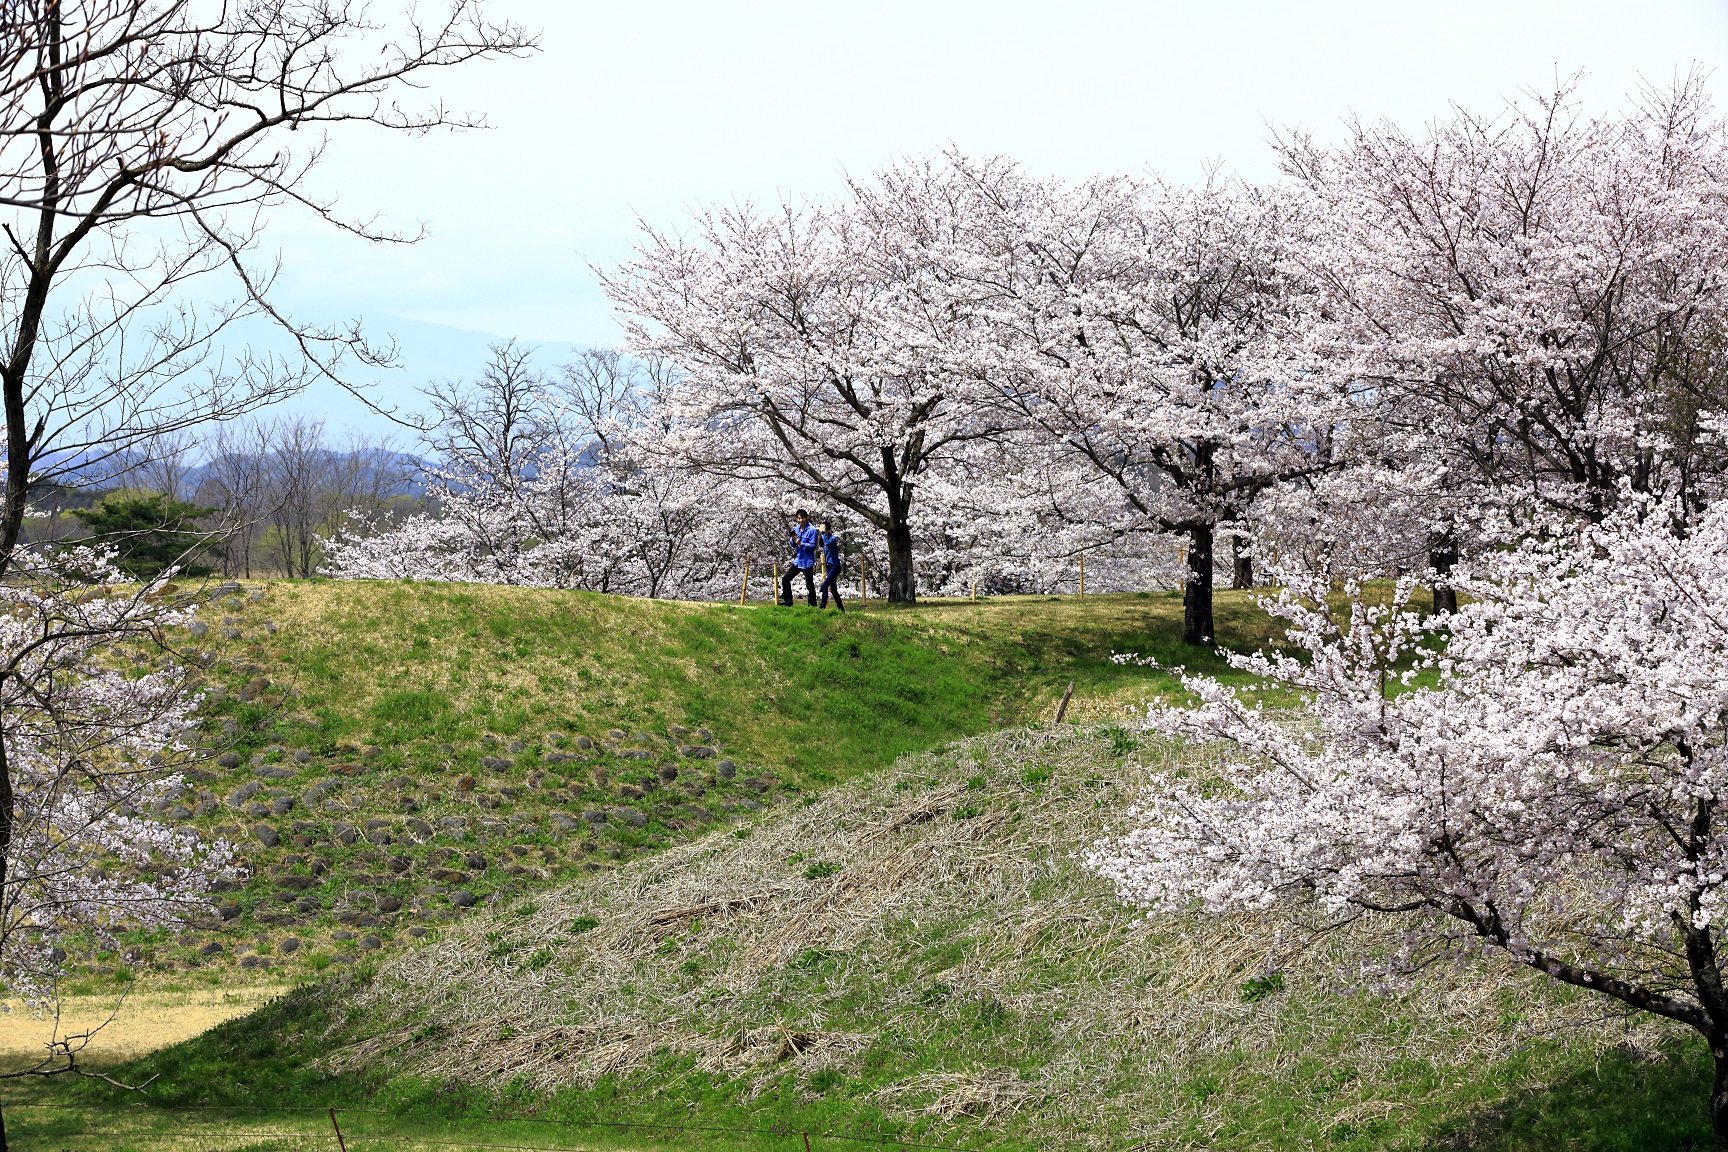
[
  {"x1": 604, "y1": 157, "x2": 1019, "y2": 603},
  {"x1": 1281, "y1": 75, "x2": 1728, "y2": 551},
  {"x1": 947, "y1": 164, "x2": 1345, "y2": 642},
  {"x1": 0, "y1": 555, "x2": 229, "y2": 1136},
  {"x1": 327, "y1": 345, "x2": 759, "y2": 598},
  {"x1": 1091, "y1": 500, "x2": 1728, "y2": 1147}
]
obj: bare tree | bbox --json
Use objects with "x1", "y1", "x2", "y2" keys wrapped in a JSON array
[{"x1": 0, "y1": 0, "x2": 536, "y2": 577}]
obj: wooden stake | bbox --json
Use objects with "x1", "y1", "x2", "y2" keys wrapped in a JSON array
[
  {"x1": 739, "y1": 554, "x2": 751, "y2": 605},
  {"x1": 329, "y1": 1107, "x2": 349, "y2": 1152},
  {"x1": 803, "y1": 1133, "x2": 813, "y2": 1152},
  {"x1": 971, "y1": 581, "x2": 976, "y2": 601},
  {"x1": 861, "y1": 560, "x2": 868, "y2": 603},
  {"x1": 773, "y1": 561, "x2": 780, "y2": 605},
  {"x1": 1078, "y1": 553, "x2": 1086, "y2": 597},
  {"x1": 1054, "y1": 681, "x2": 1075, "y2": 723}
]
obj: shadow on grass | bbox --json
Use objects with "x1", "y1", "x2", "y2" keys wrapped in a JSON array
[{"x1": 1431, "y1": 1041, "x2": 1713, "y2": 1151}]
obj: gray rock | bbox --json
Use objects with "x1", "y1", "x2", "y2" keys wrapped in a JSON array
[
  {"x1": 694, "y1": 728, "x2": 712, "y2": 742},
  {"x1": 404, "y1": 817, "x2": 433, "y2": 840},
  {"x1": 581, "y1": 810, "x2": 607, "y2": 825},
  {"x1": 293, "y1": 749, "x2": 312, "y2": 764},
  {"x1": 220, "y1": 627, "x2": 242, "y2": 641},
  {"x1": 607, "y1": 807, "x2": 648, "y2": 828},
  {"x1": 408, "y1": 925, "x2": 429, "y2": 938},
  {"x1": 680, "y1": 745, "x2": 716, "y2": 759},
  {"x1": 333, "y1": 822, "x2": 358, "y2": 846},
  {"x1": 715, "y1": 759, "x2": 736, "y2": 778},
  {"x1": 575, "y1": 736, "x2": 594, "y2": 749},
  {"x1": 657, "y1": 765, "x2": 678, "y2": 784},
  {"x1": 548, "y1": 733, "x2": 566, "y2": 746},
  {"x1": 253, "y1": 823, "x2": 279, "y2": 847},
  {"x1": 270, "y1": 796, "x2": 296, "y2": 816},
  {"x1": 244, "y1": 801, "x2": 270, "y2": 818},
  {"x1": 450, "y1": 889, "x2": 477, "y2": 908},
  {"x1": 606, "y1": 729, "x2": 625, "y2": 739},
  {"x1": 166, "y1": 804, "x2": 193, "y2": 821},
  {"x1": 376, "y1": 895, "x2": 402, "y2": 913},
  {"x1": 358, "y1": 935, "x2": 381, "y2": 951},
  {"x1": 228, "y1": 781, "x2": 261, "y2": 804},
  {"x1": 363, "y1": 745, "x2": 382, "y2": 759},
  {"x1": 738, "y1": 798, "x2": 764, "y2": 811},
  {"x1": 546, "y1": 752, "x2": 579, "y2": 765},
  {"x1": 217, "y1": 752, "x2": 241, "y2": 769},
  {"x1": 366, "y1": 828, "x2": 393, "y2": 846},
  {"x1": 481, "y1": 756, "x2": 511, "y2": 772},
  {"x1": 332, "y1": 930, "x2": 355, "y2": 942},
  {"x1": 280, "y1": 936, "x2": 300, "y2": 953},
  {"x1": 507, "y1": 740, "x2": 525, "y2": 753},
  {"x1": 669, "y1": 725, "x2": 690, "y2": 738},
  {"x1": 480, "y1": 735, "x2": 499, "y2": 748},
  {"x1": 294, "y1": 897, "x2": 321, "y2": 913},
  {"x1": 463, "y1": 852, "x2": 487, "y2": 870},
  {"x1": 275, "y1": 875, "x2": 316, "y2": 891},
  {"x1": 188, "y1": 620, "x2": 210, "y2": 639},
  {"x1": 239, "y1": 955, "x2": 269, "y2": 970},
  {"x1": 193, "y1": 799, "x2": 216, "y2": 818},
  {"x1": 248, "y1": 592, "x2": 265, "y2": 603},
  {"x1": 322, "y1": 798, "x2": 348, "y2": 815},
  {"x1": 264, "y1": 622, "x2": 278, "y2": 635},
  {"x1": 437, "y1": 816, "x2": 467, "y2": 834},
  {"x1": 200, "y1": 941, "x2": 226, "y2": 955},
  {"x1": 549, "y1": 813, "x2": 579, "y2": 833}
]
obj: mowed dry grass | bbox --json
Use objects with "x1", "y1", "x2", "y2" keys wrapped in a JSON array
[{"x1": 0, "y1": 983, "x2": 288, "y2": 1069}]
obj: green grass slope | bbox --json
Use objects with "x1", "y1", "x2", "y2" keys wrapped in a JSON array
[
  {"x1": 33, "y1": 726, "x2": 1712, "y2": 1152},
  {"x1": 83, "y1": 582, "x2": 1283, "y2": 989}
]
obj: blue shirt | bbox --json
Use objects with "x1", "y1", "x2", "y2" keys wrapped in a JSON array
[
  {"x1": 821, "y1": 532, "x2": 841, "y2": 569},
  {"x1": 790, "y1": 523, "x2": 819, "y2": 568}
]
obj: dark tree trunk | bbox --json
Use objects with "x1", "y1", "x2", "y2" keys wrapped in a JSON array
[
  {"x1": 1712, "y1": 1051, "x2": 1728, "y2": 1152},
  {"x1": 1429, "y1": 533, "x2": 1458, "y2": 615},
  {"x1": 1182, "y1": 524, "x2": 1214, "y2": 646},
  {"x1": 885, "y1": 523, "x2": 916, "y2": 603},
  {"x1": 1231, "y1": 534, "x2": 1253, "y2": 590}
]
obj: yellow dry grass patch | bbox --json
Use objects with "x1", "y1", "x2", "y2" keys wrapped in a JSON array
[{"x1": 0, "y1": 983, "x2": 289, "y2": 1069}]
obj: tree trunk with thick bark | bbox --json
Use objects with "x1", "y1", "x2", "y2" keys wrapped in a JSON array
[
  {"x1": 1429, "y1": 533, "x2": 1458, "y2": 615},
  {"x1": 1231, "y1": 534, "x2": 1253, "y2": 590},
  {"x1": 885, "y1": 523, "x2": 916, "y2": 603},
  {"x1": 1182, "y1": 524, "x2": 1214, "y2": 646}
]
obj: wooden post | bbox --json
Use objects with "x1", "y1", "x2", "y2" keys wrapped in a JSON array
[
  {"x1": 773, "y1": 561, "x2": 780, "y2": 605},
  {"x1": 1078, "y1": 553, "x2": 1086, "y2": 597},
  {"x1": 329, "y1": 1107, "x2": 349, "y2": 1152},
  {"x1": 971, "y1": 581, "x2": 976, "y2": 601},
  {"x1": 1055, "y1": 681, "x2": 1075, "y2": 723},
  {"x1": 739, "y1": 555, "x2": 751, "y2": 605},
  {"x1": 861, "y1": 560, "x2": 868, "y2": 603}
]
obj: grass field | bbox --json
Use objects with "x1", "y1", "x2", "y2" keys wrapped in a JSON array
[
  {"x1": 60, "y1": 583, "x2": 1291, "y2": 994},
  {"x1": 17, "y1": 725, "x2": 1718, "y2": 1152}
]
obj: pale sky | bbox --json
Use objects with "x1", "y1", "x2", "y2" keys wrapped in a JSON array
[{"x1": 256, "y1": 0, "x2": 1728, "y2": 427}]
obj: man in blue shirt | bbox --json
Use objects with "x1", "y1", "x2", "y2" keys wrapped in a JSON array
[
  {"x1": 818, "y1": 519, "x2": 845, "y2": 612},
  {"x1": 780, "y1": 509, "x2": 819, "y2": 606}
]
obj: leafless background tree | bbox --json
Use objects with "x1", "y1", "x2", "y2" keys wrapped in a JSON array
[{"x1": 0, "y1": 0, "x2": 535, "y2": 578}]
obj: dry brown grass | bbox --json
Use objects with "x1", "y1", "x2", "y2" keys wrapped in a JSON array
[{"x1": 0, "y1": 983, "x2": 288, "y2": 1070}]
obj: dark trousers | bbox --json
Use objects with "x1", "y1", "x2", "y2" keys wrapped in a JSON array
[
  {"x1": 781, "y1": 564, "x2": 815, "y2": 606},
  {"x1": 820, "y1": 569, "x2": 845, "y2": 611}
]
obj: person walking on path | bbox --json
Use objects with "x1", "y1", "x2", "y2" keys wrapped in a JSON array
[
  {"x1": 781, "y1": 509, "x2": 819, "y2": 606},
  {"x1": 818, "y1": 520, "x2": 846, "y2": 612}
]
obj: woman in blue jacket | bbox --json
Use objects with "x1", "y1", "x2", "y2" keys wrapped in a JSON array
[{"x1": 818, "y1": 520, "x2": 845, "y2": 612}]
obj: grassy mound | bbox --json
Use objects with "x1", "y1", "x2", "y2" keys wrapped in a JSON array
[
  {"x1": 71, "y1": 725, "x2": 1713, "y2": 1151},
  {"x1": 87, "y1": 582, "x2": 1283, "y2": 989}
]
